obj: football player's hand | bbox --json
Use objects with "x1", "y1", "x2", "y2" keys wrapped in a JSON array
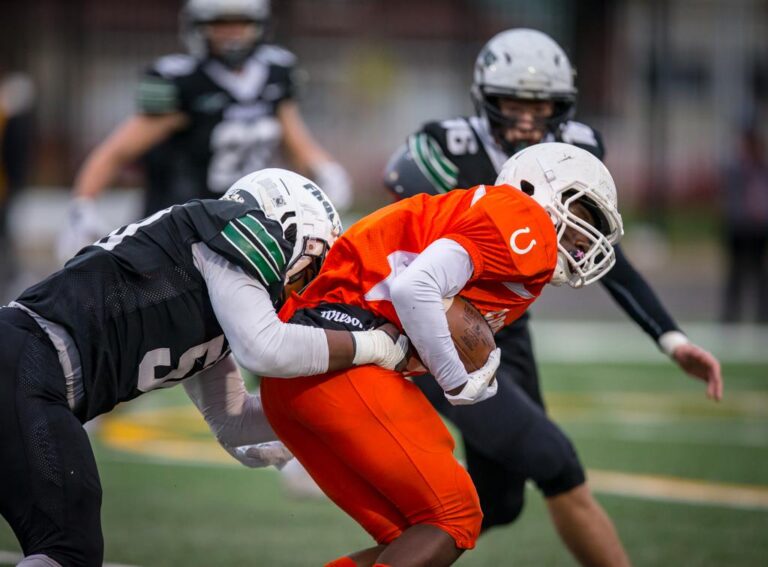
[
  {"x1": 226, "y1": 441, "x2": 295, "y2": 469},
  {"x1": 312, "y1": 161, "x2": 353, "y2": 213},
  {"x1": 353, "y1": 324, "x2": 410, "y2": 372},
  {"x1": 56, "y1": 198, "x2": 105, "y2": 264},
  {"x1": 672, "y1": 342, "x2": 723, "y2": 401},
  {"x1": 444, "y1": 347, "x2": 501, "y2": 406}
]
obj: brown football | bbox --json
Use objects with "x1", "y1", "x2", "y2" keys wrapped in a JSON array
[{"x1": 405, "y1": 296, "x2": 496, "y2": 374}]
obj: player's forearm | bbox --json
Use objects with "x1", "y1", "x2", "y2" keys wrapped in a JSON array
[
  {"x1": 324, "y1": 329, "x2": 355, "y2": 371},
  {"x1": 278, "y1": 101, "x2": 333, "y2": 171},
  {"x1": 391, "y1": 239, "x2": 474, "y2": 391},
  {"x1": 74, "y1": 113, "x2": 185, "y2": 199},
  {"x1": 392, "y1": 273, "x2": 466, "y2": 391},
  {"x1": 183, "y1": 356, "x2": 278, "y2": 447},
  {"x1": 231, "y1": 319, "x2": 401, "y2": 376},
  {"x1": 232, "y1": 317, "x2": 332, "y2": 377},
  {"x1": 73, "y1": 145, "x2": 128, "y2": 199},
  {"x1": 600, "y1": 244, "x2": 680, "y2": 342}
]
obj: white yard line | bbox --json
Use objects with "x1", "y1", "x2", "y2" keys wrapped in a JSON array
[
  {"x1": 588, "y1": 469, "x2": 768, "y2": 511},
  {"x1": 530, "y1": 320, "x2": 768, "y2": 364}
]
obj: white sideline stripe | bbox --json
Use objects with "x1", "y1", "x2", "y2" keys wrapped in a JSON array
[
  {"x1": 588, "y1": 469, "x2": 768, "y2": 511},
  {"x1": 529, "y1": 320, "x2": 768, "y2": 363},
  {"x1": 0, "y1": 551, "x2": 140, "y2": 567}
]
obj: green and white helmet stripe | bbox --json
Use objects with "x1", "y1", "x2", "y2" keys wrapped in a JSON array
[
  {"x1": 221, "y1": 214, "x2": 285, "y2": 285},
  {"x1": 238, "y1": 213, "x2": 286, "y2": 267},
  {"x1": 408, "y1": 133, "x2": 459, "y2": 193}
]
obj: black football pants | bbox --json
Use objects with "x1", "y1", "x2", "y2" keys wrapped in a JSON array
[
  {"x1": 0, "y1": 308, "x2": 103, "y2": 566},
  {"x1": 414, "y1": 318, "x2": 585, "y2": 530}
]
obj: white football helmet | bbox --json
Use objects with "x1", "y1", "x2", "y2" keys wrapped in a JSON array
[
  {"x1": 496, "y1": 142, "x2": 623, "y2": 288},
  {"x1": 472, "y1": 29, "x2": 577, "y2": 153},
  {"x1": 222, "y1": 168, "x2": 342, "y2": 291},
  {"x1": 180, "y1": 0, "x2": 270, "y2": 67}
]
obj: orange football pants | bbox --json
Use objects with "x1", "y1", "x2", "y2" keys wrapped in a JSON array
[{"x1": 261, "y1": 366, "x2": 482, "y2": 550}]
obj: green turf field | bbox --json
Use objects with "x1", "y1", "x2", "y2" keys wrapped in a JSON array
[{"x1": 2, "y1": 361, "x2": 766, "y2": 566}]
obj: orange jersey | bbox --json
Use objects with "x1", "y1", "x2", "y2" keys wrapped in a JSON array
[{"x1": 281, "y1": 184, "x2": 558, "y2": 328}]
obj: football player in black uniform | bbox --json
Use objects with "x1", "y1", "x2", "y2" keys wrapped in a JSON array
[
  {"x1": 60, "y1": 0, "x2": 352, "y2": 260},
  {"x1": 0, "y1": 169, "x2": 408, "y2": 567},
  {"x1": 384, "y1": 29, "x2": 722, "y2": 567}
]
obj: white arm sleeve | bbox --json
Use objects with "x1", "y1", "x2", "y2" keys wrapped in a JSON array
[
  {"x1": 390, "y1": 238, "x2": 474, "y2": 391},
  {"x1": 192, "y1": 242, "x2": 329, "y2": 377},
  {"x1": 183, "y1": 354, "x2": 277, "y2": 447}
]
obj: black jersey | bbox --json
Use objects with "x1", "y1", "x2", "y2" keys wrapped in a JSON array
[
  {"x1": 137, "y1": 44, "x2": 297, "y2": 213},
  {"x1": 16, "y1": 196, "x2": 292, "y2": 421},
  {"x1": 385, "y1": 115, "x2": 679, "y2": 341},
  {"x1": 403, "y1": 116, "x2": 604, "y2": 195}
]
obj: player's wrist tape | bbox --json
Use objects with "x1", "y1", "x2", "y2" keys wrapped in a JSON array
[
  {"x1": 658, "y1": 330, "x2": 690, "y2": 357},
  {"x1": 351, "y1": 329, "x2": 407, "y2": 370}
]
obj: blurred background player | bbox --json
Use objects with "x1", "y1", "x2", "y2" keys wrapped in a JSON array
[
  {"x1": 262, "y1": 143, "x2": 625, "y2": 567},
  {"x1": 59, "y1": 0, "x2": 352, "y2": 260},
  {"x1": 0, "y1": 71, "x2": 35, "y2": 303},
  {"x1": 720, "y1": 125, "x2": 768, "y2": 323},
  {"x1": 384, "y1": 28, "x2": 722, "y2": 566}
]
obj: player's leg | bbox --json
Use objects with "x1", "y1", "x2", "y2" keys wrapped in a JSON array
[
  {"x1": 0, "y1": 309, "x2": 103, "y2": 567},
  {"x1": 462, "y1": 442, "x2": 528, "y2": 529},
  {"x1": 261, "y1": 379, "x2": 409, "y2": 546},
  {"x1": 414, "y1": 329, "x2": 631, "y2": 566},
  {"x1": 415, "y1": 366, "x2": 585, "y2": 521},
  {"x1": 262, "y1": 368, "x2": 482, "y2": 566},
  {"x1": 545, "y1": 484, "x2": 631, "y2": 567}
]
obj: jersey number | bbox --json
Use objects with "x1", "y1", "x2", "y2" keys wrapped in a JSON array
[
  {"x1": 96, "y1": 207, "x2": 173, "y2": 251},
  {"x1": 137, "y1": 335, "x2": 227, "y2": 392},
  {"x1": 208, "y1": 118, "x2": 281, "y2": 193},
  {"x1": 442, "y1": 120, "x2": 478, "y2": 155}
]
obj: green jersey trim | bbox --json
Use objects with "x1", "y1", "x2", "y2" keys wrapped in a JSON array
[{"x1": 408, "y1": 133, "x2": 459, "y2": 193}]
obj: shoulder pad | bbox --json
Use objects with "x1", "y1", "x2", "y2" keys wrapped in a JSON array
[
  {"x1": 558, "y1": 121, "x2": 605, "y2": 160},
  {"x1": 406, "y1": 128, "x2": 460, "y2": 194},
  {"x1": 419, "y1": 117, "x2": 472, "y2": 140},
  {"x1": 150, "y1": 54, "x2": 199, "y2": 79},
  {"x1": 256, "y1": 44, "x2": 298, "y2": 68},
  {"x1": 383, "y1": 143, "x2": 444, "y2": 199}
]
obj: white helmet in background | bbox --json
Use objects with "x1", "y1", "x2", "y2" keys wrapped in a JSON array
[
  {"x1": 222, "y1": 168, "x2": 342, "y2": 292},
  {"x1": 181, "y1": 0, "x2": 270, "y2": 67},
  {"x1": 496, "y1": 142, "x2": 623, "y2": 288},
  {"x1": 472, "y1": 29, "x2": 577, "y2": 153}
]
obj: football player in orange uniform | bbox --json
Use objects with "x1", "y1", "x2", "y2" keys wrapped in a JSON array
[{"x1": 261, "y1": 142, "x2": 624, "y2": 567}]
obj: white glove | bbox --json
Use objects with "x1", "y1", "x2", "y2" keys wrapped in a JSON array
[
  {"x1": 312, "y1": 161, "x2": 353, "y2": 213},
  {"x1": 444, "y1": 348, "x2": 501, "y2": 406},
  {"x1": 56, "y1": 198, "x2": 106, "y2": 265},
  {"x1": 225, "y1": 440, "x2": 294, "y2": 469},
  {"x1": 352, "y1": 328, "x2": 410, "y2": 371}
]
